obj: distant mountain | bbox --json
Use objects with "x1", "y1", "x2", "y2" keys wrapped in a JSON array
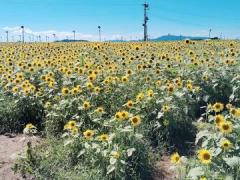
[
  {"x1": 56, "y1": 39, "x2": 89, "y2": 42},
  {"x1": 107, "y1": 35, "x2": 209, "y2": 42},
  {"x1": 151, "y1": 34, "x2": 209, "y2": 41}
]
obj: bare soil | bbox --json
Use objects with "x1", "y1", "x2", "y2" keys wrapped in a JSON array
[
  {"x1": 153, "y1": 156, "x2": 177, "y2": 180},
  {"x1": 0, "y1": 134, "x2": 39, "y2": 180}
]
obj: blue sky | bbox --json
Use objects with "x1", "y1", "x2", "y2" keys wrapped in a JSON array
[{"x1": 0, "y1": 0, "x2": 240, "y2": 41}]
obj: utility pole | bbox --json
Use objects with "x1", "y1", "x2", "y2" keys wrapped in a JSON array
[
  {"x1": 5, "y1": 31, "x2": 9, "y2": 42},
  {"x1": 98, "y1": 26, "x2": 101, "y2": 42},
  {"x1": 209, "y1": 29, "x2": 212, "y2": 39},
  {"x1": 46, "y1": 35, "x2": 49, "y2": 42},
  {"x1": 53, "y1": 33, "x2": 56, "y2": 42},
  {"x1": 72, "y1": 30, "x2": 76, "y2": 41},
  {"x1": 21, "y1": 26, "x2": 25, "y2": 43},
  {"x1": 143, "y1": 2, "x2": 149, "y2": 41}
]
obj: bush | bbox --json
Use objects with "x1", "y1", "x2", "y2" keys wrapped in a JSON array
[{"x1": 0, "y1": 93, "x2": 44, "y2": 134}]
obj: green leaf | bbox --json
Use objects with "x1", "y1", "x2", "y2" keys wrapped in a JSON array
[
  {"x1": 187, "y1": 167, "x2": 204, "y2": 178},
  {"x1": 195, "y1": 130, "x2": 210, "y2": 145},
  {"x1": 223, "y1": 156, "x2": 240, "y2": 167}
]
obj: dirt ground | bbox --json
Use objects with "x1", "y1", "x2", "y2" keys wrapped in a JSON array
[
  {"x1": 153, "y1": 156, "x2": 177, "y2": 180},
  {"x1": 0, "y1": 134, "x2": 39, "y2": 180},
  {"x1": 0, "y1": 134, "x2": 175, "y2": 180}
]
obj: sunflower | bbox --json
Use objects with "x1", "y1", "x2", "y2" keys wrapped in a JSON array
[
  {"x1": 127, "y1": 100, "x2": 134, "y2": 108},
  {"x1": 83, "y1": 129, "x2": 94, "y2": 139},
  {"x1": 131, "y1": 115, "x2": 141, "y2": 127},
  {"x1": 214, "y1": 114, "x2": 225, "y2": 126},
  {"x1": 99, "y1": 134, "x2": 109, "y2": 142},
  {"x1": 71, "y1": 127, "x2": 79, "y2": 135},
  {"x1": 26, "y1": 123, "x2": 35, "y2": 129},
  {"x1": 213, "y1": 102, "x2": 224, "y2": 113},
  {"x1": 198, "y1": 149, "x2": 211, "y2": 164},
  {"x1": 64, "y1": 120, "x2": 77, "y2": 130},
  {"x1": 121, "y1": 111, "x2": 129, "y2": 120},
  {"x1": 121, "y1": 76, "x2": 128, "y2": 83},
  {"x1": 186, "y1": 83, "x2": 193, "y2": 91},
  {"x1": 147, "y1": 89, "x2": 154, "y2": 97},
  {"x1": 162, "y1": 105, "x2": 170, "y2": 112},
  {"x1": 71, "y1": 87, "x2": 79, "y2": 95},
  {"x1": 83, "y1": 101, "x2": 91, "y2": 110},
  {"x1": 115, "y1": 111, "x2": 123, "y2": 121},
  {"x1": 219, "y1": 121, "x2": 233, "y2": 134},
  {"x1": 221, "y1": 139, "x2": 232, "y2": 150},
  {"x1": 167, "y1": 84, "x2": 174, "y2": 93},
  {"x1": 111, "y1": 151, "x2": 120, "y2": 159},
  {"x1": 12, "y1": 86, "x2": 19, "y2": 93},
  {"x1": 61, "y1": 87, "x2": 69, "y2": 95},
  {"x1": 136, "y1": 92, "x2": 144, "y2": 102},
  {"x1": 170, "y1": 152, "x2": 181, "y2": 164},
  {"x1": 96, "y1": 107, "x2": 104, "y2": 114},
  {"x1": 230, "y1": 108, "x2": 240, "y2": 118}
]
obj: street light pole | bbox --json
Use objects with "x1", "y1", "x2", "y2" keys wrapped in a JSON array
[
  {"x1": 72, "y1": 30, "x2": 76, "y2": 41},
  {"x1": 21, "y1": 26, "x2": 25, "y2": 43},
  {"x1": 5, "y1": 31, "x2": 9, "y2": 42},
  {"x1": 98, "y1": 26, "x2": 101, "y2": 42}
]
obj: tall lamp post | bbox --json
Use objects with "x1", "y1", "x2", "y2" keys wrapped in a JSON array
[
  {"x1": 72, "y1": 30, "x2": 76, "y2": 41},
  {"x1": 209, "y1": 29, "x2": 212, "y2": 39},
  {"x1": 21, "y1": 26, "x2": 24, "y2": 43},
  {"x1": 5, "y1": 31, "x2": 9, "y2": 42},
  {"x1": 98, "y1": 26, "x2": 101, "y2": 42}
]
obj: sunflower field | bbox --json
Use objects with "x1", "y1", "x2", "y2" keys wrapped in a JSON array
[{"x1": 0, "y1": 40, "x2": 240, "y2": 179}]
